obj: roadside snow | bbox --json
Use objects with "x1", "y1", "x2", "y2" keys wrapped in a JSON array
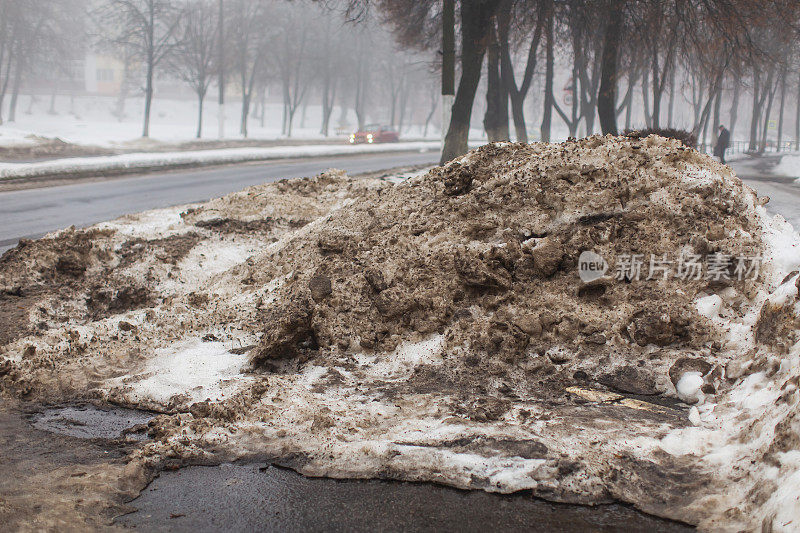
[
  {"x1": 773, "y1": 154, "x2": 800, "y2": 178},
  {"x1": 0, "y1": 142, "x2": 441, "y2": 180}
]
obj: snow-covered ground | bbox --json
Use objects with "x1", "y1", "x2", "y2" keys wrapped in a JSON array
[
  {"x1": 0, "y1": 142, "x2": 441, "y2": 180},
  {"x1": 0, "y1": 94, "x2": 441, "y2": 148}
]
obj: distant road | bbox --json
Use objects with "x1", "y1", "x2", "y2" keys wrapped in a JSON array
[
  {"x1": 0, "y1": 151, "x2": 437, "y2": 254},
  {"x1": 729, "y1": 157, "x2": 800, "y2": 229}
]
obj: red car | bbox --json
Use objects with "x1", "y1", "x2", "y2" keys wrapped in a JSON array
[{"x1": 348, "y1": 125, "x2": 399, "y2": 144}]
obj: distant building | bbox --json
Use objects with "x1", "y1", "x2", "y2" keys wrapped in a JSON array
[{"x1": 83, "y1": 53, "x2": 125, "y2": 95}]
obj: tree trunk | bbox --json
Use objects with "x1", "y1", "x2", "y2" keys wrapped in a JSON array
[
  {"x1": 651, "y1": 59, "x2": 662, "y2": 129},
  {"x1": 287, "y1": 108, "x2": 295, "y2": 138},
  {"x1": 196, "y1": 92, "x2": 204, "y2": 138},
  {"x1": 777, "y1": 68, "x2": 787, "y2": 152},
  {"x1": 729, "y1": 82, "x2": 740, "y2": 139},
  {"x1": 0, "y1": 49, "x2": 13, "y2": 124},
  {"x1": 321, "y1": 79, "x2": 336, "y2": 137},
  {"x1": 667, "y1": 68, "x2": 675, "y2": 127},
  {"x1": 760, "y1": 78, "x2": 777, "y2": 153},
  {"x1": 48, "y1": 80, "x2": 57, "y2": 115},
  {"x1": 540, "y1": 5, "x2": 554, "y2": 142},
  {"x1": 440, "y1": 0, "x2": 499, "y2": 164},
  {"x1": 241, "y1": 92, "x2": 250, "y2": 137},
  {"x1": 748, "y1": 72, "x2": 762, "y2": 152},
  {"x1": 712, "y1": 86, "x2": 722, "y2": 145},
  {"x1": 619, "y1": 72, "x2": 635, "y2": 131},
  {"x1": 300, "y1": 102, "x2": 308, "y2": 129},
  {"x1": 259, "y1": 87, "x2": 267, "y2": 127},
  {"x1": 795, "y1": 71, "x2": 800, "y2": 152},
  {"x1": 597, "y1": 1, "x2": 624, "y2": 136},
  {"x1": 143, "y1": 59, "x2": 153, "y2": 137},
  {"x1": 483, "y1": 23, "x2": 509, "y2": 142},
  {"x1": 423, "y1": 89, "x2": 437, "y2": 137},
  {"x1": 642, "y1": 70, "x2": 652, "y2": 128},
  {"x1": 143, "y1": 5, "x2": 155, "y2": 138},
  {"x1": 509, "y1": 93, "x2": 527, "y2": 142},
  {"x1": 8, "y1": 57, "x2": 22, "y2": 123},
  {"x1": 696, "y1": 73, "x2": 723, "y2": 142},
  {"x1": 498, "y1": 0, "x2": 543, "y2": 143}
]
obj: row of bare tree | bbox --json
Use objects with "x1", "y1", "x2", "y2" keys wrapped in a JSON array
[
  {"x1": 0, "y1": 0, "x2": 440, "y2": 139},
  {"x1": 363, "y1": 0, "x2": 800, "y2": 163},
  {"x1": 97, "y1": 0, "x2": 439, "y2": 138},
  {"x1": 0, "y1": 0, "x2": 85, "y2": 124}
]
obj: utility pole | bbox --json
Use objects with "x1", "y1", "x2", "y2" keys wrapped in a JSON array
[
  {"x1": 217, "y1": 0, "x2": 225, "y2": 138},
  {"x1": 441, "y1": 0, "x2": 455, "y2": 147}
]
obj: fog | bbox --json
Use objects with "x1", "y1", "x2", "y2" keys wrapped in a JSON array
[{"x1": 0, "y1": 0, "x2": 798, "y2": 154}]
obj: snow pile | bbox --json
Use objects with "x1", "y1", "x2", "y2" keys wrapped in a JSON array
[
  {"x1": 773, "y1": 153, "x2": 800, "y2": 178},
  {"x1": 3, "y1": 137, "x2": 800, "y2": 530}
]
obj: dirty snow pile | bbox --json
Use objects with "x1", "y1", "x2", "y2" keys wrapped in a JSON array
[{"x1": 2, "y1": 137, "x2": 800, "y2": 531}]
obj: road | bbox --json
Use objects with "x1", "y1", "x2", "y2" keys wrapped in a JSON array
[
  {"x1": 729, "y1": 157, "x2": 800, "y2": 229},
  {"x1": 0, "y1": 150, "x2": 438, "y2": 254}
]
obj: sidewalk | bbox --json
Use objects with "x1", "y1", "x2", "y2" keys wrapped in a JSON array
[{"x1": 0, "y1": 141, "x2": 441, "y2": 182}]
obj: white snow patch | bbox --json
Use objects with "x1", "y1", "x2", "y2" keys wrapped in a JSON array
[
  {"x1": 768, "y1": 274, "x2": 800, "y2": 306},
  {"x1": 695, "y1": 294, "x2": 723, "y2": 319},
  {"x1": 676, "y1": 371, "x2": 705, "y2": 404},
  {"x1": 758, "y1": 210, "x2": 800, "y2": 286},
  {"x1": 121, "y1": 340, "x2": 250, "y2": 405},
  {"x1": 99, "y1": 206, "x2": 190, "y2": 239}
]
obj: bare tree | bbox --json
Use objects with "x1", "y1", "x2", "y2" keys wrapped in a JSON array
[
  {"x1": 275, "y1": 4, "x2": 314, "y2": 138},
  {"x1": 497, "y1": 0, "x2": 545, "y2": 143},
  {"x1": 168, "y1": 0, "x2": 217, "y2": 138},
  {"x1": 227, "y1": 0, "x2": 272, "y2": 137},
  {"x1": 98, "y1": 0, "x2": 181, "y2": 137}
]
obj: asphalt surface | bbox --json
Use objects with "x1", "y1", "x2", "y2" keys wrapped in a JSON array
[
  {"x1": 729, "y1": 157, "x2": 800, "y2": 229},
  {"x1": 117, "y1": 463, "x2": 692, "y2": 532},
  {"x1": 0, "y1": 150, "x2": 438, "y2": 254}
]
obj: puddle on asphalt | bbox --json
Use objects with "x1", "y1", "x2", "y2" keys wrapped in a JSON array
[
  {"x1": 117, "y1": 463, "x2": 693, "y2": 532},
  {"x1": 30, "y1": 404, "x2": 154, "y2": 440}
]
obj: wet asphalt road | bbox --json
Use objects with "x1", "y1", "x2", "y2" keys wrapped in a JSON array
[
  {"x1": 0, "y1": 150, "x2": 438, "y2": 254},
  {"x1": 117, "y1": 463, "x2": 693, "y2": 533},
  {"x1": 729, "y1": 157, "x2": 800, "y2": 228}
]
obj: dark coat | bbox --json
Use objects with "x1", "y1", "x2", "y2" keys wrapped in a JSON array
[{"x1": 714, "y1": 128, "x2": 730, "y2": 157}]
